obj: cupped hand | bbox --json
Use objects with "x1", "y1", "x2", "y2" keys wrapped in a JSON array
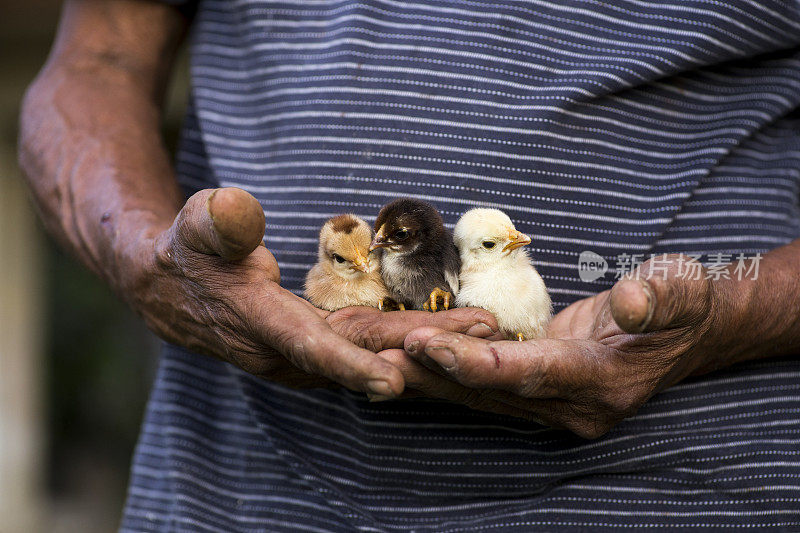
[
  {"x1": 124, "y1": 187, "x2": 500, "y2": 396},
  {"x1": 392, "y1": 255, "x2": 739, "y2": 438}
]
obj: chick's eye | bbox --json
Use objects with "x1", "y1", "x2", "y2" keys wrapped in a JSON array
[
  {"x1": 394, "y1": 229, "x2": 409, "y2": 241},
  {"x1": 333, "y1": 254, "x2": 346, "y2": 263},
  {"x1": 482, "y1": 241, "x2": 496, "y2": 249}
]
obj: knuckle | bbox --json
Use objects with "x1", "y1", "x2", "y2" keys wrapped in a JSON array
[
  {"x1": 475, "y1": 308, "x2": 500, "y2": 329},
  {"x1": 326, "y1": 310, "x2": 356, "y2": 333},
  {"x1": 336, "y1": 322, "x2": 363, "y2": 346},
  {"x1": 460, "y1": 306, "x2": 493, "y2": 325},
  {"x1": 332, "y1": 314, "x2": 382, "y2": 350},
  {"x1": 360, "y1": 323, "x2": 385, "y2": 352}
]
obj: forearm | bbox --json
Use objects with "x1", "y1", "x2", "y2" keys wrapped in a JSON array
[
  {"x1": 18, "y1": 0, "x2": 187, "y2": 292},
  {"x1": 704, "y1": 238, "x2": 800, "y2": 372}
]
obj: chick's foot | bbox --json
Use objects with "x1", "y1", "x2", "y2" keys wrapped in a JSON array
[{"x1": 423, "y1": 287, "x2": 452, "y2": 312}]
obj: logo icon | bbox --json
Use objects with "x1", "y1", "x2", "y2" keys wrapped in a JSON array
[{"x1": 578, "y1": 251, "x2": 608, "y2": 282}]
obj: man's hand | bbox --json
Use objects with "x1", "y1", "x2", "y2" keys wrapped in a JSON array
[
  {"x1": 17, "y1": 2, "x2": 500, "y2": 398},
  {"x1": 131, "y1": 187, "x2": 500, "y2": 396},
  {"x1": 392, "y1": 255, "x2": 748, "y2": 438}
]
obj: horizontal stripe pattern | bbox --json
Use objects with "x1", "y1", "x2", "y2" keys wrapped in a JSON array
[{"x1": 123, "y1": 0, "x2": 800, "y2": 530}]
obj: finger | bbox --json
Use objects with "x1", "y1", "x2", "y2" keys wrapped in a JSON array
[
  {"x1": 608, "y1": 279, "x2": 655, "y2": 333},
  {"x1": 384, "y1": 343, "x2": 610, "y2": 437},
  {"x1": 375, "y1": 350, "x2": 546, "y2": 421},
  {"x1": 403, "y1": 332, "x2": 618, "y2": 438},
  {"x1": 327, "y1": 306, "x2": 502, "y2": 352},
  {"x1": 372, "y1": 349, "x2": 448, "y2": 399},
  {"x1": 610, "y1": 254, "x2": 711, "y2": 333},
  {"x1": 261, "y1": 289, "x2": 406, "y2": 397},
  {"x1": 170, "y1": 188, "x2": 266, "y2": 261},
  {"x1": 381, "y1": 347, "x2": 612, "y2": 437},
  {"x1": 405, "y1": 328, "x2": 592, "y2": 398}
]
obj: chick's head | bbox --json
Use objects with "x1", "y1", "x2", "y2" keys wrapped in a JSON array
[
  {"x1": 371, "y1": 198, "x2": 445, "y2": 255},
  {"x1": 454, "y1": 208, "x2": 531, "y2": 266},
  {"x1": 318, "y1": 214, "x2": 378, "y2": 279}
]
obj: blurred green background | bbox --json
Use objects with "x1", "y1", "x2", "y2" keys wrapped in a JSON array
[{"x1": 1, "y1": 2, "x2": 189, "y2": 531}]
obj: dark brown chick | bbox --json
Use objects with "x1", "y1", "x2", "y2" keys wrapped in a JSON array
[{"x1": 370, "y1": 199, "x2": 460, "y2": 311}]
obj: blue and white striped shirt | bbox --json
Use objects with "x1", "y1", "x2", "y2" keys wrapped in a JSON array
[{"x1": 122, "y1": 1, "x2": 800, "y2": 530}]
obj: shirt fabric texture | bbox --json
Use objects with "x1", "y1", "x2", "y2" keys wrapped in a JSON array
[{"x1": 122, "y1": 0, "x2": 800, "y2": 530}]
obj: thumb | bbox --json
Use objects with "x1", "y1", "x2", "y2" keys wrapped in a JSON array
[
  {"x1": 610, "y1": 254, "x2": 711, "y2": 333},
  {"x1": 171, "y1": 188, "x2": 266, "y2": 261}
]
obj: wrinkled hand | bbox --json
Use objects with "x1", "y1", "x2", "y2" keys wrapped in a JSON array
[
  {"x1": 125, "y1": 187, "x2": 500, "y2": 396},
  {"x1": 388, "y1": 256, "x2": 738, "y2": 438}
]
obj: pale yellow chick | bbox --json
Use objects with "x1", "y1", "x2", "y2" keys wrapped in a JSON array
[
  {"x1": 305, "y1": 214, "x2": 389, "y2": 311},
  {"x1": 454, "y1": 208, "x2": 552, "y2": 340}
]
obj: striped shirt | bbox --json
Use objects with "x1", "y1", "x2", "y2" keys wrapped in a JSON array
[{"x1": 122, "y1": 1, "x2": 800, "y2": 530}]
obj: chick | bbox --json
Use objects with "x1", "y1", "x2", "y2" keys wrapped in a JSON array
[
  {"x1": 454, "y1": 208, "x2": 551, "y2": 340},
  {"x1": 305, "y1": 214, "x2": 389, "y2": 311},
  {"x1": 370, "y1": 199, "x2": 460, "y2": 311}
]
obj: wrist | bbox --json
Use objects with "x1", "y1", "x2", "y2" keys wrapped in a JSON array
[{"x1": 694, "y1": 246, "x2": 800, "y2": 374}]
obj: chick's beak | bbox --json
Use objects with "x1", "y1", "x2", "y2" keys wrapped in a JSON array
[
  {"x1": 502, "y1": 228, "x2": 531, "y2": 252},
  {"x1": 350, "y1": 252, "x2": 369, "y2": 272},
  {"x1": 369, "y1": 225, "x2": 389, "y2": 252}
]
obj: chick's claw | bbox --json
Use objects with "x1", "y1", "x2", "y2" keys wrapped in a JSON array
[
  {"x1": 517, "y1": 333, "x2": 525, "y2": 342},
  {"x1": 423, "y1": 287, "x2": 452, "y2": 312}
]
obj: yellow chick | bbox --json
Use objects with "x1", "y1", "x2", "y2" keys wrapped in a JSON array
[
  {"x1": 304, "y1": 214, "x2": 389, "y2": 311},
  {"x1": 453, "y1": 208, "x2": 552, "y2": 340}
]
